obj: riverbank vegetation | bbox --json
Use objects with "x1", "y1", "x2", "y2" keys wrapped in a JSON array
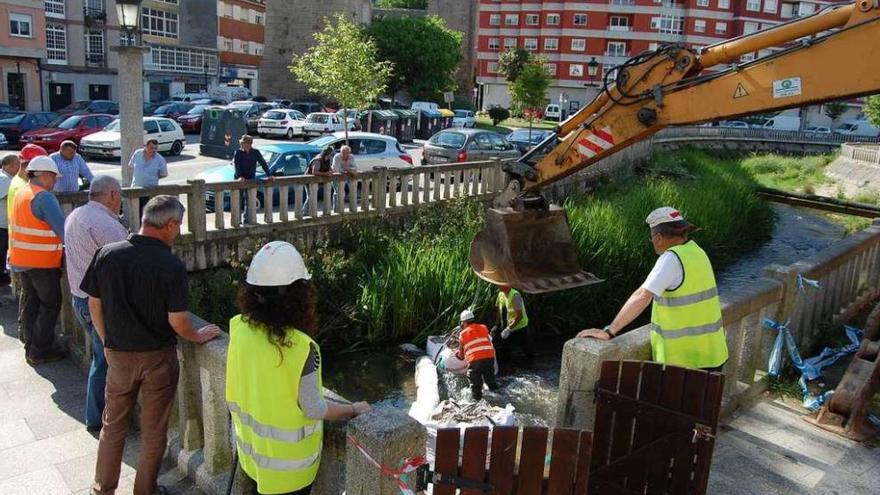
[{"x1": 191, "y1": 148, "x2": 774, "y2": 351}]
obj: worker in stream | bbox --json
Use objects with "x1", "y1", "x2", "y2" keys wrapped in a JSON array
[
  {"x1": 456, "y1": 309, "x2": 498, "y2": 401},
  {"x1": 494, "y1": 284, "x2": 533, "y2": 367},
  {"x1": 578, "y1": 207, "x2": 729, "y2": 372}
]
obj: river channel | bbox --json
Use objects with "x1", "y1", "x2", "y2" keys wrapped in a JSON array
[{"x1": 322, "y1": 204, "x2": 848, "y2": 425}]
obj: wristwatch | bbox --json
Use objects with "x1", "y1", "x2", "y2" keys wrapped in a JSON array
[{"x1": 602, "y1": 325, "x2": 615, "y2": 339}]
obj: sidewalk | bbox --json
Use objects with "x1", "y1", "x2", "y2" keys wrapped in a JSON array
[{"x1": 0, "y1": 287, "x2": 203, "y2": 495}]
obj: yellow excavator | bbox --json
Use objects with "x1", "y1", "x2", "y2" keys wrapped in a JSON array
[{"x1": 470, "y1": 0, "x2": 880, "y2": 294}]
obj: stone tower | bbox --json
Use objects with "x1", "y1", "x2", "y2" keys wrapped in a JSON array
[{"x1": 260, "y1": 0, "x2": 373, "y2": 100}]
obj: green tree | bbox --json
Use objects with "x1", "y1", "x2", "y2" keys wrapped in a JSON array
[
  {"x1": 509, "y1": 60, "x2": 551, "y2": 141},
  {"x1": 497, "y1": 48, "x2": 531, "y2": 82},
  {"x1": 366, "y1": 16, "x2": 463, "y2": 103},
  {"x1": 290, "y1": 13, "x2": 392, "y2": 143},
  {"x1": 865, "y1": 95, "x2": 880, "y2": 129},
  {"x1": 823, "y1": 101, "x2": 847, "y2": 122},
  {"x1": 375, "y1": 0, "x2": 427, "y2": 8}
]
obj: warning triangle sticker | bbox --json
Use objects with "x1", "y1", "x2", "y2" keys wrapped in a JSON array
[{"x1": 733, "y1": 83, "x2": 749, "y2": 99}]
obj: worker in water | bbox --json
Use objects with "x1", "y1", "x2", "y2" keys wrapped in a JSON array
[
  {"x1": 495, "y1": 284, "x2": 533, "y2": 365},
  {"x1": 578, "y1": 207, "x2": 729, "y2": 373},
  {"x1": 456, "y1": 309, "x2": 498, "y2": 401},
  {"x1": 226, "y1": 241, "x2": 371, "y2": 495}
]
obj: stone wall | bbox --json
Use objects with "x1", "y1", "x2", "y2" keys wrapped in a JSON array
[{"x1": 427, "y1": 0, "x2": 479, "y2": 97}]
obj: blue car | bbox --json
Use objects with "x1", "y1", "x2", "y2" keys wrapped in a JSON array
[{"x1": 196, "y1": 143, "x2": 321, "y2": 212}]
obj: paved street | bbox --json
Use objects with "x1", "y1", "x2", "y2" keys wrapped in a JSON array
[{"x1": 1, "y1": 134, "x2": 426, "y2": 186}]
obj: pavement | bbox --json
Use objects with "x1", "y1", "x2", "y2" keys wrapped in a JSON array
[{"x1": 0, "y1": 286, "x2": 203, "y2": 495}]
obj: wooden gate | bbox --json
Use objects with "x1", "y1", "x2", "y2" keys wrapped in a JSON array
[
  {"x1": 590, "y1": 360, "x2": 724, "y2": 495},
  {"x1": 429, "y1": 426, "x2": 593, "y2": 494}
]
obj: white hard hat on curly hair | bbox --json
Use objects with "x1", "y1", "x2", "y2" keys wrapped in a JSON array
[
  {"x1": 460, "y1": 309, "x2": 475, "y2": 322},
  {"x1": 246, "y1": 241, "x2": 311, "y2": 286}
]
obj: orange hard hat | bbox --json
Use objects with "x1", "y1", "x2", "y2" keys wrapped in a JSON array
[{"x1": 20, "y1": 144, "x2": 48, "y2": 163}]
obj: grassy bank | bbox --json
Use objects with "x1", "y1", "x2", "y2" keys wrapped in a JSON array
[
  {"x1": 475, "y1": 115, "x2": 557, "y2": 133},
  {"x1": 191, "y1": 148, "x2": 774, "y2": 350}
]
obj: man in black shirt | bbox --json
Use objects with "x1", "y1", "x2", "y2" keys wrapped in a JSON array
[
  {"x1": 82, "y1": 195, "x2": 220, "y2": 495},
  {"x1": 233, "y1": 135, "x2": 272, "y2": 224}
]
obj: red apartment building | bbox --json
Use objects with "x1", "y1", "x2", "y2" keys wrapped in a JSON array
[
  {"x1": 217, "y1": 0, "x2": 265, "y2": 93},
  {"x1": 475, "y1": 0, "x2": 857, "y2": 123}
]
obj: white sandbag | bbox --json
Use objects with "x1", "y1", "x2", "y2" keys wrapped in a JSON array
[
  {"x1": 426, "y1": 335, "x2": 468, "y2": 375},
  {"x1": 408, "y1": 356, "x2": 441, "y2": 424}
]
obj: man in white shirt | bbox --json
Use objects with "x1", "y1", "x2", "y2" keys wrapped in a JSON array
[{"x1": 577, "y1": 206, "x2": 728, "y2": 372}]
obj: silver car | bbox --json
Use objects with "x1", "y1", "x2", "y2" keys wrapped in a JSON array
[
  {"x1": 307, "y1": 131, "x2": 414, "y2": 171},
  {"x1": 422, "y1": 128, "x2": 520, "y2": 165}
]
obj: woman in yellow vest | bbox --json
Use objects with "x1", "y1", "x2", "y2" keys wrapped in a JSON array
[
  {"x1": 226, "y1": 241, "x2": 371, "y2": 495},
  {"x1": 577, "y1": 207, "x2": 728, "y2": 372}
]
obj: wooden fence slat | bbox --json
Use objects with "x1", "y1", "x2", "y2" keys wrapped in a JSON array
[
  {"x1": 590, "y1": 361, "x2": 620, "y2": 470},
  {"x1": 488, "y1": 426, "x2": 518, "y2": 495},
  {"x1": 669, "y1": 369, "x2": 708, "y2": 494},
  {"x1": 624, "y1": 361, "x2": 663, "y2": 493},
  {"x1": 460, "y1": 427, "x2": 490, "y2": 495},
  {"x1": 609, "y1": 361, "x2": 642, "y2": 488},
  {"x1": 433, "y1": 428, "x2": 460, "y2": 495},
  {"x1": 647, "y1": 365, "x2": 686, "y2": 494},
  {"x1": 573, "y1": 430, "x2": 593, "y2": 495},
  {"x1": 691, "y1": 372, "x2": 725, "y2": 495},
  {"x1": 547, "y1": 429, "x2": 579, "y2": 495},
  {"x1": 516, "y1": 427, "x2": 548, "y2": 495}
]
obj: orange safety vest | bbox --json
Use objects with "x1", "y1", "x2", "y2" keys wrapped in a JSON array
[
  {"x1": 10, "y1": 184, "x2": 63, "y2": 269},
  {"x1": 458, "y1": 323, "x2": 495, "y2": 363}
]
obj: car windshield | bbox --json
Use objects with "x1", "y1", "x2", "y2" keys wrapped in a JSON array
[
  {"x1": 187, "y1": 105, "x2": 209, "y2": 115},
  {"x1": 255, "y1": 147, "x2": 277, "y2": 166},
  {"x1": 60, "y1": 101, "x2": 90, "y2": 112},
  {"x1": 509, "y1": 130, "x2": 546, "y2": 142},
  {"x1": 53, "y1": 115, "x2": 85, "y2": 129},
  {"x1": 429, "y1": 132, "x2": 466, "y2": 149},
  {"x1": 0, "y1": 114, "x2": 25, "y2": 124},
  {"x1": 155, "y1": 104, "x2": 176, "y2": 114},
  {"x1": 103, "y1": 120, "x2": 121, "y2": 132},
  {"x1": 307, "y1": 135, "x2": 337, "y2": 147},
  {"x1": 454, "y1": 111, "x2": 469, "y2": 118},
  {"x1": 264, "y1": 111, "x2": 287, "y2": 120}
]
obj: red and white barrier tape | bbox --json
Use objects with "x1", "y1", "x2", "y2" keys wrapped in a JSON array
[{"x1": 346, "y1": 434, "x2": 426, "y2": 495}]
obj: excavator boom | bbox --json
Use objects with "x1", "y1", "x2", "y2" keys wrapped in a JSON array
[{"x1": 471, "y1": 1, "x2": 880, "y2": 293}]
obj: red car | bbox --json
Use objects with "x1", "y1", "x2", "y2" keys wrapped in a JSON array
[
  {"x1": 19, "y1": 113, "x2": 115, "y2": 152},
  {"x1": 176, "y1": 104, "x2": 221, "y2": 134}
]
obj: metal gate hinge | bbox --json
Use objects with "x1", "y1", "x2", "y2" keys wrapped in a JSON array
[{"x1": 692, "y1": 423, "x2": 715, "y2": 443}]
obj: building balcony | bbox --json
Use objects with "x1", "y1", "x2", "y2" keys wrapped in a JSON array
[
  {"x1": 85, "y1": 52, "x2": 106, "y2": 67},
  {"x1": 605, "y1": 51, "x2": 630, "y2": 58},
  {"x1": 84, "y1": 8, "x2": 107, "y2": 26},
  {"x1": 608, "y1": 25, "x2": 632, "y2": 32}
]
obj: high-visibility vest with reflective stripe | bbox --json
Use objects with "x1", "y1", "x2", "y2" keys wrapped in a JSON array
[
  {"x1": 650, "y1": 241, "x2": 728, "y2": 369},
  {"x1": 497, "y1": 288, "x2": 529, "y2": 331},
  {"x1": 9, "y1": 184, "x2": 63, "y2": 269},
  {"x1": 460, "y1": 323, "x2": 495, "y2": 363},
  {"x1": 226, "y1": 315, "x2": 323, "y2": 494}
]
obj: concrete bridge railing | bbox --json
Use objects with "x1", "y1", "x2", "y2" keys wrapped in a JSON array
[
  {"x1": 655, "y1": 125, "x2": 880, "y2": 146},
  {"x1": 841, "y1": 143, "x2": 880, "y2": 164},
  {"x1": 556, "y1": 219, "x2": 880, "y2": 431}
]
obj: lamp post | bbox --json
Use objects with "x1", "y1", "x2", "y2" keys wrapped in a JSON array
[
  {"x1": 112, "y1": 0, "x2": 144, "y2": 187},
  {"x1": 587, "y1": 57, "x2": 599, "y2": 86}
]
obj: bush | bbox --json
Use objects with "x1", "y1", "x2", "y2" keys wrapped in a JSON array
[{"x1": 487, "y1": 106, "x2": 510, "y2": 125}]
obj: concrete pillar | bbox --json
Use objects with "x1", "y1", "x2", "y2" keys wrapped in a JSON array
[
  {"x1": 555, "y1": 327, "x2": 651, "y2": 430},
  {"x1": 115, "y1": 46, "x2": 145, "y2": 186},
  {"x1": 345, "y1": 408, "x2": 425, "y2": 495}
]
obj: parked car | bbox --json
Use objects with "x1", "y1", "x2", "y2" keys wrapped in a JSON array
[
  {"x1": 143, "y1": 102, "x2": 159, "y2": 116},
  {"x1": 290, "y1": 101, "x2": 325, "y2": 115},
  {"x1": 805, "y1": 125, "x2": 832, "y2": 134},
  {"x1": 79, "y1": 117, "x2": 185, "y2": 159},
  {"x1": 196, "y1": 143, "x2": 321, "y2": 212},
  {"x1": 258, "y1": 109, "x2": 307, "y2": 139},
  {"x1": 19, "y1": 113, "x2": 115, "y2": 152},
  {"x1": 544, "y1": 104, "x2": 563, "y2": 121},
  {"x1": 422, "y1": 128, "x2": 520, "y2": 165},
  {"x1": 302, "y1": 113, "x2": 356, "y2": 137},
  {"x1": 210, "y1": 84, "x2": 252, "y2": 102},
  {"x1": 307, "y1": 132, "x2": 414, "y2": 170},
  {"x1": 411, "y1": 101, "x2": 440, "y2": 113},
  {"x1": 452, "y1": 110, "x2": 476, "y2": 128},
  {"x1": 719, "y1": 120, "x2": 750, "y2": 129},
  {"x1": 58, "y1": 100, "x2": 118, "y2": 116},
  {"x1": 176, "y1": 104, "x2": 221, "y2": 134},
  {"x1": 335, "y1": 109, "x2": 362, "y2": 131},
  {"x1": 0, "y1": 111, "x2": 58, "y2": 147},
  {"x1": 191, "y1": 97, "x2": 228, "y2": 106},
  {"x1": 506, "y1": 128, "x2": 554, "y2": 154},
  {"x1": 153, "y1": 102, "x2": 194, "y2": 120},
  {"x1": 0, "y1": 132, "x2": 7, "y2": 149},
  {"x1": 272, "y1": 99, "x2": 292, "y2": 108},
  {"x1": 227, "y1": 101, "x2": 276, "y2": 134},
  {"x1": 0, "y1": 103, "x2": 14, "y2": 113},
  {"x1": 835, "y1": 119, "x2": 880, "y2": 138},
  {"x1": 170, "y1": 92, "x2": 209, "y2": 103},
  {"x1": 762, "y1": 115, "x2": 801, "y2": 131}
]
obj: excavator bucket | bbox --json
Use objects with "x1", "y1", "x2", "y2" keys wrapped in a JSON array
[{"x1": 469, "y1": 207, "x2": 602, "y2": 294}]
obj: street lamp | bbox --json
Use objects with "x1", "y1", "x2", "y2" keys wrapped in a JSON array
[
  {"x1": 112, "y1": 0, "x2": 144, "y2": 188},
  {"x1": 587, "y1": 57, "x2": 599, "y2": 86}
]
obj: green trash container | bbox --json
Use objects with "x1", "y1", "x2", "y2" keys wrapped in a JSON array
[
  {"x1": 416, "y1": 109, "x2": 443, "y2": 139},
  {"x1": 200, "y1": 107, "x2": 247, "y2": 159},
  {"x1": 392, "y1": 109, "x2": 418, "y2": 143},
  {"x1": 362, "y1": 110, "x2": 399, "y2": 136}
]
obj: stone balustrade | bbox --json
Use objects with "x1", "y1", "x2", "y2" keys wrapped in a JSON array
[{"x1": 840, "y1": 143, "x2": 880, "y2": 164}]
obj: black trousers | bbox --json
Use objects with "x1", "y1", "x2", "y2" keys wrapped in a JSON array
[
  {"x1": 20, "y1": 268, "x2": 62, "y2": 359},
  {"x1": 0, "y1": 228, "x2": 8, "y2": 272},
  {"x1": 244, "y1": 471, "x2": 312, "y2": 495},
  {"x1": 495, "y1": 325, "x2": 535, "y2": 366},
  {"x1": 467, "y1": 358, "x2": 498, "y2": 401}
]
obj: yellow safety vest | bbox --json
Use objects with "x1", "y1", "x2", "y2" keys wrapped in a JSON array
[
  {"x1": 226, "y1": 315, "x2": 323, "y2": 494},
  {"x1": 497, "y1": 288, "x2": 529, "y2": 331},
  {"x1": 650, "y1": 241, "x2": 728, "y2": 369}
]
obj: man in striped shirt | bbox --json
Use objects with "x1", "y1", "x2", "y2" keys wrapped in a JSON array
[{"x1": 455, "y1": 309, "x2": 498, "y2": 401}]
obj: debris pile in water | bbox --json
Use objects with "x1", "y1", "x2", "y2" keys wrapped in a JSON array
[{"x1": 430, "y1": 399, "x2": 511, "y2": 425}]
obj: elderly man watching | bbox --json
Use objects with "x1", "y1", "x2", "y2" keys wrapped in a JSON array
[
  {"x1": 130, "y1": 139, "x2": 168, "y2": 210},
  {"x1": 64, "y1": 176, "x2": 128, "y2": 432},
  {"x1": 51, "y1": 140, "x2": 94, "y2": 193}
]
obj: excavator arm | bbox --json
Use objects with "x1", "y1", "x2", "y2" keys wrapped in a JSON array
[{"x1": 470, "y1": 1, "x2": 880, "y2": 293}]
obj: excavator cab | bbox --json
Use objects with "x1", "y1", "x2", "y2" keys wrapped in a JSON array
[{"x1": 469, "y1": 206, "x2": 602, "y2": 294}]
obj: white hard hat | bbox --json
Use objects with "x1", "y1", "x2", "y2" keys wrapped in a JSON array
[
  {"x1": 27, "y1": 156, "x2": 62, "y2": 177},
  {"x1": 246, "y1": 241, "x2": 311, "y2": 286},
  {"x1": 460, "y1": 309, "x2": 475, "y2": 322},
  {"x1": 646, "y1": 206, "x2": 687, "y2": 228}
]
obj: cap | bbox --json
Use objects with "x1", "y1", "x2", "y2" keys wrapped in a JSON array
[
  {"x1": 27, "y1": 156, "x2": 62, "y2": 177},
  {"x1": 19, "y1": 144, "x2": 48, "y2": 163},
  {"x1": 646, "y1": 207, "x2": 688, "y2": 229}
]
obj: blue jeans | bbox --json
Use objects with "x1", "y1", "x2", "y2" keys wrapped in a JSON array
[{"x1": 73, "y1": 296, "x2": 106, "y2": 428}]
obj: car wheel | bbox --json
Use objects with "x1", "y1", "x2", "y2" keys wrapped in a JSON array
[
  {"x1": 286, "y1": 128, "x2": 295, "y2": 139},
  {"x1": 170, "y1": 140, "x2": 184, "y2": 156}
]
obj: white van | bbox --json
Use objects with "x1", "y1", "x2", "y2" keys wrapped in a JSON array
[
  {"x1": 411, "y1": 101, "x2": 440, "y2": 112},
  {"x1": 210, "y1": 84, "x2": 252, "y2": 102},
  {"x1": 171, "y1": 92, "x2": 209, "y2": 102},
  {"x1": 545, "y1": 104, "x2": 562, "y2": 121},
  {"x1": 835, "y1": 120, "x2": 880, "y2": 138},
  {"x1": 762, "y1": 115, "x2": 801, "y2": 131}
]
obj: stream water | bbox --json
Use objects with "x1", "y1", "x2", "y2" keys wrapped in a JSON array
[{"x1": 322, "y1": 204, "x2": 848, "y2": 426}]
